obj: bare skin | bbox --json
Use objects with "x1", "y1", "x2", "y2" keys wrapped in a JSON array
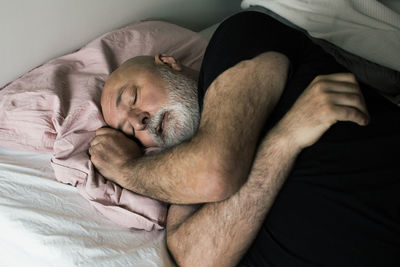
[
  {"x1": 166, "y1": 73, "x2": 369, "y2": 267},
  {"x1": 89, "y1": 50, "x2": 369, "y2": 266},
  {"x1": 90, "y1": 51, "x2": 368, "y2": 205},
  {"x1": 90, "y1": 52, "x2": 293, "y2": 203}
]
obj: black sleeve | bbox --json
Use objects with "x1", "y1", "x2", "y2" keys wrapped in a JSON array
[{"x1": 197, "y1": 11, "x2": 314, "y2": 109}]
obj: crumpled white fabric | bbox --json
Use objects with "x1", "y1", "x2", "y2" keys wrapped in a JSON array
[
  {"x1": 241, "y1": 0, "x2": 400, "y2": 72},
  {"x1": 0, "y1": 20, "x2": 208, "y2": 231}
]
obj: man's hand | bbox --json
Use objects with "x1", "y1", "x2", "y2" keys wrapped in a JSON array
[
  {"x1": 276, "y1": 73, "x2": 370, "y2": 149},
  {"x1": 89, "y1": 128, "x2": 143, "y2": 182},
  {"x1": 86, "y1": 52, "x2": 290, "y2": 204}
]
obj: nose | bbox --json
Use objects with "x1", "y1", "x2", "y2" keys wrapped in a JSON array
[{"x1": 127, "y1": 110, "x2": 150, "y2": 132}]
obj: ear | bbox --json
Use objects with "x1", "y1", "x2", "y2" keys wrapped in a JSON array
[{"x1": 154, "y1": 54, "x2": 182, "y2": 71}]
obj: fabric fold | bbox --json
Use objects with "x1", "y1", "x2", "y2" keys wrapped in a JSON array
[{"x1": 0, "y1": 20, "x2": 208, "y2": 230}]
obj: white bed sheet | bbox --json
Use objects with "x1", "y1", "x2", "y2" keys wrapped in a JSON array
[{"x1": 0, "y1": 147, "x2": 174, "y2": 267}]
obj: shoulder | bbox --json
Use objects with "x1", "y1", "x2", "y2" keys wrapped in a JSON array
[{"x1": 198, "y1": 11, "x2": 310, "y2": 104}]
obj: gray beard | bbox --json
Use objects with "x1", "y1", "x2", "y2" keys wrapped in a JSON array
[{"x1": 147, "y1": 67, "x2": 200, "y2": 149}]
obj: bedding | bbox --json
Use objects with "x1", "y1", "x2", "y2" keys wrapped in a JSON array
[
  {"x1": 1, "y1": 2, "x2": 399, "y2": 265},
  {"x1": 242, "y1": 2, "x2": 400, "y2": 105},
  {"x1": 241, "y1": 0, "x2": 400, "y2": 72},
  {"x1": 205, "y1": 11, "x2": 400, "y2": 266},
  {"x1": 0, "y1": 146, "x2": 174, "y2": 266},
  {"x1": 0, "y1": 20, "x2": 208, "y2": 230}
]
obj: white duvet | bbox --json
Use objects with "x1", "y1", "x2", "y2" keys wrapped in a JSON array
[
  {"x1": 0, "y1": 147, "x2": 174, "y2": 267},
  {"x1": 242, "y1": 0, "x2": 400, "y2": 72}
]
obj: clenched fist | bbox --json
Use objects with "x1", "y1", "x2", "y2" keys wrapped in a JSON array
[
  {"x1": 89, "y1": 128, "x2": 144, "y2": 183},
  {"x1": 276, "y1": 73, "x2": 369, "y2": 149}
]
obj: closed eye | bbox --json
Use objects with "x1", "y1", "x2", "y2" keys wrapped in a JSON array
[{"x1": 132, "y1": 87, "x2": 137, "y2": 106}]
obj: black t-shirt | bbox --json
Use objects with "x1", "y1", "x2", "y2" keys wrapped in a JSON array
[{"x1": 198, "y1": 11, "x2": 400, "y2": 267}]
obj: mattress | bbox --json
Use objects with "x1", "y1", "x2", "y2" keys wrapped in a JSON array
[
  {"x1": 0, "y1": 146, "x2": 174, "y2": 266},
  {"x1": 2, "y1": 1, "x2": 399, "y2": 265},
  {"x1": 0, "y1": 18, "x2": 214, "y2": 266}
]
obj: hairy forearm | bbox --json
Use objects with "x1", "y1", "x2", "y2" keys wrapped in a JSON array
[
  {"x1": 118, "y1": 52, "x2": 290, "y2": 204},
  {"x1": 167, "y1": 127, "x2": 301, "y2": 267},
  {"x1": 165, "y1": 70, "x2": 370, "y2": 266}
]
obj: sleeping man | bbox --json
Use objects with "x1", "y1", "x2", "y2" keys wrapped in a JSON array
[{"x1": 89, "y1": 11, "x2": 400, "y2": 266}]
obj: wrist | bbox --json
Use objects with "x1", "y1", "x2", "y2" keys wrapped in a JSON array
[
  {"x1": 268, "y1": 122, "x2": 303, "y2": 154},
  {"x1": 118, "y1": 160, "x2": 136, "y2": 189}
]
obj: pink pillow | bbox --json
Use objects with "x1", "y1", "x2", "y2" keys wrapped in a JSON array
[{"x1": 0, "y1": 20, "x2": 208, "y2": 230}]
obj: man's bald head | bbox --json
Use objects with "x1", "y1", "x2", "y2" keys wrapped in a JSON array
[{"x1": 101, "y1": 54, "x2": 200, "y2": 149}]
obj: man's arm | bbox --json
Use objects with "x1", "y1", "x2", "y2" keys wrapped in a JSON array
[
  {"x1": 167, "y1": 125, "x2": 297, "y2": 267},
  {"x1": 90, "y1": 52, "x2": 290, "y2": 204},
  {"x1": 166, "y1": 73, "x2": 370, "y2": 267}
]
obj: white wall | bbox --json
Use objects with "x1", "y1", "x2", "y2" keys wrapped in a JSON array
[{"x1": 0, "y1": 0, "x2": 241, "y2": 87}]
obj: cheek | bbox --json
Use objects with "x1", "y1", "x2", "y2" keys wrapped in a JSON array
[
  {"x1": 147, "y1": 97, "x2": 167, "y2": 113},
  {"x1": 143, "y1": 86, "x2": 170, "y2": 112},
  {"x1": 136, "y1": 131, "x2": 157, "y2": 148}
]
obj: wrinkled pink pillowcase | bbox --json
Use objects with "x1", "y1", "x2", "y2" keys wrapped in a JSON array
[{"x1": 0, "y1": 20, "x2": 208, "y2": 230}]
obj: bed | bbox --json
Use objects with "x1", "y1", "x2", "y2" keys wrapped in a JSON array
[
  {"x1": 0, "y1": 146, "x2": 172, "y2": 266},
  {"x1": 0, "y1": 1, "x2": 230, "y2": 266},
  {"x1": 1, "y1": 1, "x2": 399, "y2": 266}
]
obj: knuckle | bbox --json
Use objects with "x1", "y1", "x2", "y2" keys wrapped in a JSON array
[
  {"x1": 89, "y1": 147, "x2": 98, "y2": 157},
  {"x1": 100, "y1": 135, "x2": 110, "y2": 143},
  {"x1": 313, "y1": 75, "x2": 321, "y2": 83},
  {"x1": 354, "y1": 95, "x2": 363, "y2": 106},
  {"x1": 347, "y1": 108, "x2": 358, "y2": 119},
  {"x1": 353, "y1": 95, "x2": 365, "y2": 108},
  {"x1": 348, "y1": 83, "x2": 360, "y2": 92},
  {"x1": 92, "y1": 136, "x2": 101, "y2": 144},
  {"x1": 97, "y1": 143, "x2": 105, "y2": 150},
  {"x1": 90, "y1": 154, "x2": 98, "y2": 163},
  {"x1": 347, "y1": 94, "x2": 359, "y2": 104},
  {"x1": 91, "y1": 153, "x2": 105, "y2": 165},
  {"x1": 92, "y1": 144, "x2": 103, "y2": 154},
  {"x1": 315, "y1": 80, "x2": 328, "y2": 92},
  {"x1": 93, "y1": 138, "x2": 101, "y2": 146},
  {"x1": 311, "y1": 80, "x2": 323, "y2": 92},
  {"x1": 313, "y1": 75, "x2": 325, "y2": 83},
  {"x1": 346, "y1": 73, "x2": 357, "y2": 82}
]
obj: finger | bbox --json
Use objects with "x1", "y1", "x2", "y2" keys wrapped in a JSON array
[
  {"x1": 318, "y1": 81, "x2": 361, "y2": 94},
  {"x1": 328, "y1": 92, "x2": 369, "y2": 116},
  {"x1": 332, "y1": 105, "x2": 370, "y2": 126},
  {"x1": 90, "y1": 135, "x2": 106, "y2": 147},
  {"x1": 96, "y1": 127, "x2": 119, "y2": 136},
  {"x1": 88, "y1": 143, "x2": 106, "y2": 163},
  {"x1": 88, "y1": 142, "x2": 99, "y2": 155},
  {"x1": 88, "y1": 144, "x2": 100, "y2": 158},
  {"x1": 315, "y1": 73, "x2": 358, "y2": 84}
]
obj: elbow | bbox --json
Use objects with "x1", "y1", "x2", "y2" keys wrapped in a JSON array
[
  {"x1": 184, "y1": 137, "x2": 248, "y2": 203},
  {"x1": 204, "y1": 171, "x2": 238, "y2": 202},
  {"x1": 167, "y1": 230, "x2": 191, "y2": 267},
  {"x1": 194, "y1": 162, "x2": 243, "y2": 203},
  {"x1": 167, "y1": 227, "x2": 228, "y2": 267}
]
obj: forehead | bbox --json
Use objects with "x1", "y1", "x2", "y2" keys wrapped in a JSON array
[
  {"x1": 101, "y1": 65, "x2": 138, "y2": 124},
  {"x1": 107, "y1": 61, "x2": 161, "y2": 89},
  {"x1": 100, "y1": 64, "x2": 166, "y2": 124}
]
